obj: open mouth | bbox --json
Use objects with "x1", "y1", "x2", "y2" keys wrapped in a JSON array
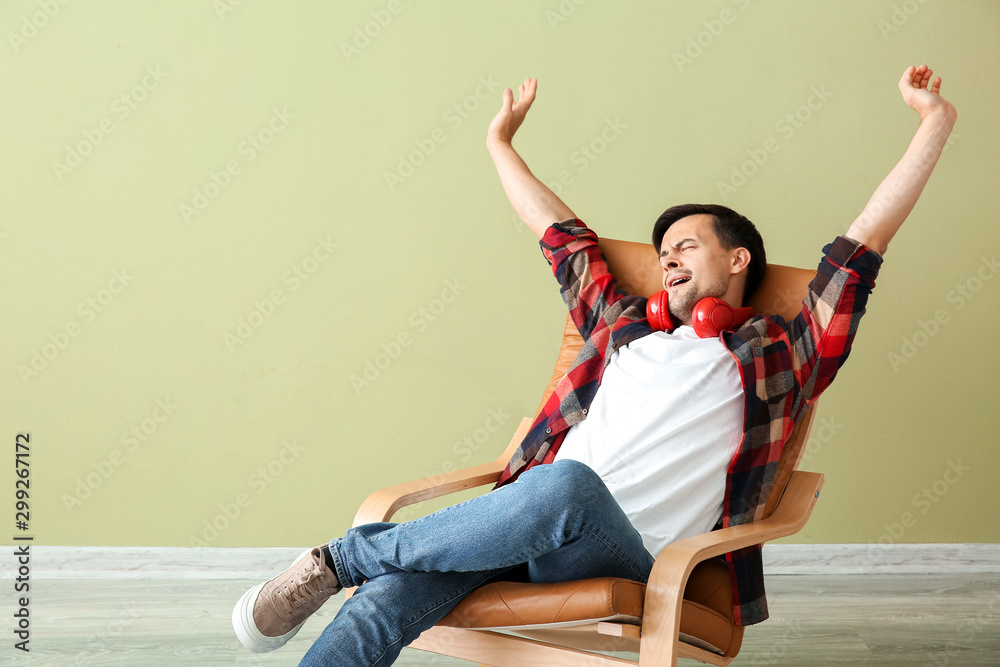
[{"x1": 668, "y1": 275, "x2": 692, "y2": 289}]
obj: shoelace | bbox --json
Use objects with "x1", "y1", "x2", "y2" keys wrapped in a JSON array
[{"x1": 278, "y1": 554, "x2": 335, "y2": 615}]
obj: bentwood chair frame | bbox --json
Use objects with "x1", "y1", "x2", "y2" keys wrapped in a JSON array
[{"x1": 347, "y1": 235, "x2": 825, "y2": 666}]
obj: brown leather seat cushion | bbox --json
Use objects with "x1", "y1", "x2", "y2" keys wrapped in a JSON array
[
  {"x1": 439, "y1": 577, "x2": 645, "y2": 629},
  {"x1": 438, "y1": 558, "x2": 743, "y2": 655}
]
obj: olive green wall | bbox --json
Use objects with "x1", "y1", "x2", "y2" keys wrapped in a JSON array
[{"x1": 3, "y1": 0, "x2": 997, "y2": 550}]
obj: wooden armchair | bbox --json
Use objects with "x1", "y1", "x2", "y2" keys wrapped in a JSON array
[{"x1": 348, "y1": 236, "x2": 824, "y2": 666}]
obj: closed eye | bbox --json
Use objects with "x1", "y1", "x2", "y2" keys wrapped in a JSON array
[{"x1": 659, "y1": 242, "x2": 698, "y2": 265}]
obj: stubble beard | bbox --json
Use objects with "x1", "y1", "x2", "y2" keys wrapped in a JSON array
[{"x1": 668, "y1": 275, "x2": 729, "y2": 325}]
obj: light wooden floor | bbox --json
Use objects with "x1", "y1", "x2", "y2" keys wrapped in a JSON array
[{"x1": 3, "y1": 574, "x2": 999, "y2": 665}]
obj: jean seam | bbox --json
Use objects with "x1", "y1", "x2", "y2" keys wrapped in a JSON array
[
  {"x1": 348, "y1": 519, "x2": 650, "y2": 585},
  {"x1": 577, "y1": 523, "x2": 651, "y2": 582},
  {"x1": 369, "y1": 565, "x2": 522, "y2": 667},
  {"x1": 328, "y1": 539, "x2": 353, "y2": 589}
]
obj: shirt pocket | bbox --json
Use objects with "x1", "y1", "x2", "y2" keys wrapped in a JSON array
[{"x1": 752, "y1": 345, "x2": 796, "y2": 405}]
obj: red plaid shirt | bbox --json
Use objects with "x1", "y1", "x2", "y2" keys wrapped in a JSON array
[{"x1": 495, "y1": 218, "x2": 882, "y2": 625}]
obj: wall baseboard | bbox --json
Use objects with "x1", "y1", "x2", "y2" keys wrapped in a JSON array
[
  {"x1": 761, "y1": 543, "x2": 1000, "y2": 575},
  {"x1": 4, "y1": 544, "x2": 998, "y2": 580}
]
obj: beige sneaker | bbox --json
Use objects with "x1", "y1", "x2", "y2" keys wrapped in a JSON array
[{"x1": 233, "y1": 546, "x2": 342, "y2": 653}]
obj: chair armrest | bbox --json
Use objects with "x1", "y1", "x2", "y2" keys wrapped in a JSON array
[
  {"x1": 344, "y1": 418, "x2": 534, "y2": 602},
  {"x1": 351, "y1": 417, "x2": 533, "y2": 527},
  {"x1": 655, "y1": 470, "x2": 825, "y2": 564},
  {"x1": 638, "y1": 470, "x2": 824, "y2": 667}
]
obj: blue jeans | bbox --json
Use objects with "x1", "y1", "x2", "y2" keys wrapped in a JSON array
[{"x1": 298, "y1": 459, "x2": 655, "y2": 666}]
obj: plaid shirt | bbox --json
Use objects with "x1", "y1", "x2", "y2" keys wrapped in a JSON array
[{"x1": 495, "y1": 218, "x2": 882, "y2": 626}]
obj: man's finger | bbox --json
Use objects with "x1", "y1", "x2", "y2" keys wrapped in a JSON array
[
  {"x1": 501, "y1": 88, "x2": 513, "y2": 110},
  {"x1": 900, "y1": 66, "x2": 916, "y2": 90}
]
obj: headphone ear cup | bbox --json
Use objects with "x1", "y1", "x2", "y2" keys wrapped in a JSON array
[
  {"x1": 691, "y1": 297, "x2": 755, "y2": 338},
  {"x1": 646, "y1": 290, "x2": 674, "y2": 332}
]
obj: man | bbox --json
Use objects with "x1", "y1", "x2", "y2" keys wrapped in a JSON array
[{"x1": 233, "y1": 65, "x2": 956, "y2": 665}]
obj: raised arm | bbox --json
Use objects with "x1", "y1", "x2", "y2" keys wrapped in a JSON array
[
  {"x1": 487, "y1": 78, "x2": 575, "y2": 239},
  {"x1": 845, "y1": 65, "x2": 958, "y2": 256}
]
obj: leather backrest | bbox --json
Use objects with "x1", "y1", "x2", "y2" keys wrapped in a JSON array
[{"x1": 531, "y1": 236, "x2": 818, "y2": 518}]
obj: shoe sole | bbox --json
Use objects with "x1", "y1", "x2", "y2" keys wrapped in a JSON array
[{"x1": 233, "y1": 549, "x2": 313, "y2": 653}]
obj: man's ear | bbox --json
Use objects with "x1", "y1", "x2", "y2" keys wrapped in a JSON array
[{"x1": 729, "y1": 247, "x2": 752, "y2": 275}]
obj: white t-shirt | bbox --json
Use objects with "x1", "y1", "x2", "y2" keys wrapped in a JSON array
[{"x1": 554, "y1": 325, "x2": 744, "y2": 558}]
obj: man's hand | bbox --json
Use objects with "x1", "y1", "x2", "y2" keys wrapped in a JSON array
[
  {"x1": 486, "y1": 77, "x2": 575, "y2": 239},
  {"x1": 899, "y1": 65, "x2": 957, "y2": 122},
  {"x1": 487, "y1": 78, "x2": 537, "y2": 146},
  {"x1": 846, "y1": 65, "x2": 957, "y2": 256}
]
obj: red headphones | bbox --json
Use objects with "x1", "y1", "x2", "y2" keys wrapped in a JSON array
[{"x1": 646, "y1": 291, "x2": 754, "y2": 338}]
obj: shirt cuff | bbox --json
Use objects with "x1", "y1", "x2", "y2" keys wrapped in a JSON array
[
  {"x1": 823, "y1": 235, "x2": 884, "y2": 286},
  {"x1": 540, "y1": 217, "x2": 587, "y2": 243}
]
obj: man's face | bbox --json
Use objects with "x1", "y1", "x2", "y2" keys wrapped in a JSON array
[{"x1": 657, "y1": 214, "x2": 745, "y2": 326}]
